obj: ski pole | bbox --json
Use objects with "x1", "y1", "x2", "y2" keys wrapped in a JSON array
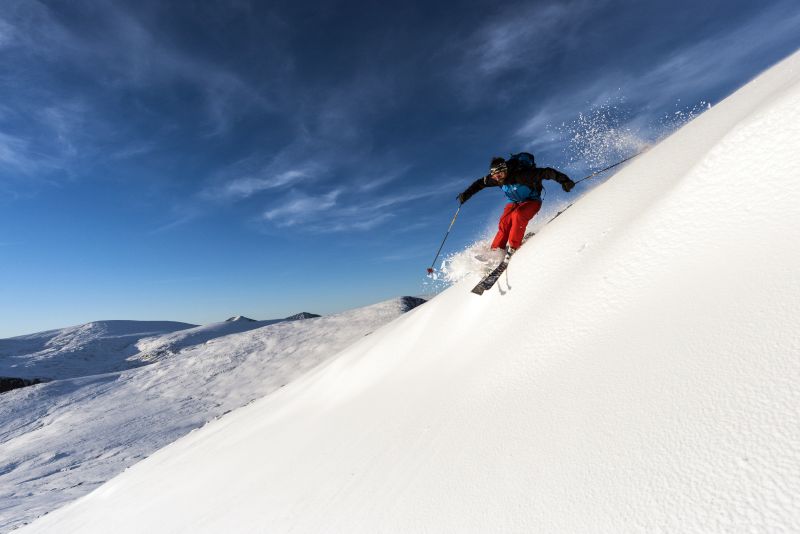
[
  {"x1": 427, "y1": 205, "x2": 461, "y2": 275},
  {"x1": 573, "y1": 148, "x2": 649, "y2": 185}
]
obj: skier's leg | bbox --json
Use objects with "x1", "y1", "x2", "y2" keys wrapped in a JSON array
[
  {"x1": 507, "y1": 201, "x2": 541, "y2": 249},
  {"x1": 491, "y1": 203, "x2": 516, "y2": 249}
]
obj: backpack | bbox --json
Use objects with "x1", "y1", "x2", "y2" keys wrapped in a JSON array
[{"x1": 506, "y1": 152, "x2": 536, "y2": 173}]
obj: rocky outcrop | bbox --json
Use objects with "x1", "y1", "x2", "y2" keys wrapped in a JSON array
[
  {"x1": 399, "y1": 297, "x2": 427, "y2": 312},
  {"x1": 284, "y1": 312, "x2": 321, "y2": 320},
  {"x1": 0, "y1": 377, "x2": 44, "y2": 394}
]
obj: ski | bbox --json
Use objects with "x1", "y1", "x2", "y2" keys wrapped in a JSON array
[
  {"x1": 470, "y1": 203, "x2": 575, "y2": 295},
  {"x1": 471, "y1": 258, "x2": 510, "y2": 295}
]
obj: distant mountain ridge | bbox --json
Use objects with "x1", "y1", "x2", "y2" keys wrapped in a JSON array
[
  {"x1": 0, "y1": 320, "x2": 197, "y2": 382},
  {"x1": 225, "y1": 316, "x2": 257, "y2": 322},
  {"x1": 0, "y1": 300, "x2": 425, "y2": 389},
  {"x1": 1, "y1": 313, "x2": 326, "y2": 382},
  {"x1": 225, "y1": 312, "x2": 321, "y2": 322},
  {"x1": 284, "y1": 312, "x2": 321, "y2": 320}
]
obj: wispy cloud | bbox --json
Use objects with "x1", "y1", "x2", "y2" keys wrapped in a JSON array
[
  {"x1": 255, "y1": 176, "x2": 464, "y2": 234},
  {"x1": 149, "y1": 204, "x2": 207, "y2": 235},
  {"x1": 196, "y1": 82, "x2": 420, "y2": 229},
  {"x1": 3, "y1": 0, "x2": 428, "y2": 227},
  {"x1": 36, "y1": 103, "x2": 88, "y2": 158},
  {"x1": 0, "y1": 16, "x2": 14, "y2": 49},
  {"x1": 375, "y1": 245, "x2": 430, "y2": 262},
  {"x1": 203, "y1": 166, "x2": 317, "y2": 202},
  {"x1": 513, "y1": 2, "x2": 800, "y2": 148},
  {"x1": 323, "y1": 213, "x2": 395, "y2": 233},
  {"x1": 0, "y1": 127, "x2": 73, "y2": 185},
  {"x1": 0, "y1": 132, "x2": 33, "y2": 173},
  {"x1": 90, "y1": 3, "x2": 273, "y2": 124},
  {"x1": 468, "y1": 3, "x2": 576, "y2": 75},
  {"x1": 262, "y1": 189, "x2": 342, "y2": 226},
  {"x1": 0, "y1": 98, "x2": 99, "y2": 191},
  {"x1": 5, "y1": 0, "x2": 797, "y2": 242},
  {"x1": 617, "y1": 8, "x2": 800, "y2": 100},
  {"x1": 221, "y1": 170, "x2": 307, "y2": 199},
  {"x1": 0, "y1": 0, "x2": 276, "y2": 170},
  {"x1": 107, "y1": 141, "x2": 159, "y2": 161},
  {"x1": 447, "y1": 0, "x2": 604, "y2": 102},
  {"x1": 192, "y1": 59, "x2": 405, "y2": 208}
]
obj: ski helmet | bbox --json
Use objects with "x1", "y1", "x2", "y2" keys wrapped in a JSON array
[{"x1": 489, "y1": 157, "x2": 507, "y2": 176}]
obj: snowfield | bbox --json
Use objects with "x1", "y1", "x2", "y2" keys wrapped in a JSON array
[
  {"x1": 129, "y1": 316, "x2": 288, "y2": 363},
  {"x1": 14, "y1": 50, "x2": 800, "y2": 533},
  {"x1": 0, "y1": 298, "x2": 423, "y2": 532},
  {"x1": 0, "y1": 321, "x2": 196, "y2": 380}
]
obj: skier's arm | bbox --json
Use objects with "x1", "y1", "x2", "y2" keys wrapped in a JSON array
[
  {"x1": 538, "y1": 167, "x2": 575, "y2": 192},
  {"x1": 458, "y1": 175, "x2": 499, "y2": 204}
]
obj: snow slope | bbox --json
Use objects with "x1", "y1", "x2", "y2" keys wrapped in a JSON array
[
  {"x1": 0, "y1": 321, "x2": 196, "y2": 380},
  {"x1": 0, "y1": 313, "x2": 325, "y2": 380},
  {"x1": 129, "y1": 316, "x2": 290, "y2": 363},
  {"x1": 0, "y1": 298, "x2": 423, "y2": 532},
  {"x1": 22, "y1": 51, "x2": 800, "y2": 533}
]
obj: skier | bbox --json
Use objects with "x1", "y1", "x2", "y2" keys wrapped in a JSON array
[{"x1": 457, "y1": 153, "x2": 575, "y2": 259}]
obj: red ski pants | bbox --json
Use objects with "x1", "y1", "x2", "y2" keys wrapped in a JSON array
[{"x1": 491, "y1": 200, "x2": 541, "y2": 250}]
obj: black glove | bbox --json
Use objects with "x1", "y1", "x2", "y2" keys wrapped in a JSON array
[
  {"x1": 562, "y1": 180, "x2": 575, "y2": 193},
  {"x1": 457, "y1": 192, "x2": 467, "y2": 204}
]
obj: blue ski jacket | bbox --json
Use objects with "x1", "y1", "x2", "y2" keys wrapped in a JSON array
[{"x1": 459, "y1": 166, "x2": 574, "y2": 204}]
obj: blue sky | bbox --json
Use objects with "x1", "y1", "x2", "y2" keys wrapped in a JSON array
[{"x1": 1, "y1": 0, "x2": 799, "y2": 337}]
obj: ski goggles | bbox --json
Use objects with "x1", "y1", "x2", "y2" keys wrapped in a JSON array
[{"x1": 490, "y1": 163, "x2": 508, "y2": 175}]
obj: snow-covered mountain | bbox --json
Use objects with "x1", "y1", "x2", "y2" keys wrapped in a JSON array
[
  {"x1": 0, "y1": 298, "x2": 424, "y2": 532},
  {"x1": 130, "y1": 315, "x2": 303, "y2": 363},
  {"x1": 0, "y1": 320, "x2": 196, "y2": 381},
  {"x1": 0, "y1": 311, "x2": 333, "y2": 381},
  {"x1": 17, "y1": 50, "x2": 800, "y2": 533}
]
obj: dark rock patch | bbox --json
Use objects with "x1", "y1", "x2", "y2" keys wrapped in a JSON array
[
  {"x1": 399, "y1": 296, "x2": 427, "y2": 312},
  {"x1": 284, "y1": 312, "x2": 321, "y2": 320},
  {"x1": 0, "y1": 377, "x2": 45, "y2": 394}
]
